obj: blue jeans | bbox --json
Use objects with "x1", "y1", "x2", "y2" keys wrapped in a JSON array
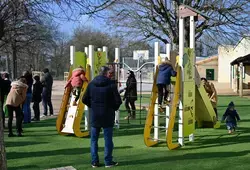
[
  {"x1": 91, "y1": 127, "x2": 114, "y2": 165},
  {"x1": 23, "y1": 93, "x2": 32, "y2": 123}
]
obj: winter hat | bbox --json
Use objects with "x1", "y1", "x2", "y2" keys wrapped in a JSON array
[{"x1": 228, "y1": 101, "x2": 235, "y2": 107}]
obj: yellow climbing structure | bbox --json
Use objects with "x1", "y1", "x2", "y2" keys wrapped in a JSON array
[{"x1": 144, "y1": 63, "x2": 220, "y2": 149}]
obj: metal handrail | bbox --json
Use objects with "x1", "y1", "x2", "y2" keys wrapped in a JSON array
[{"x1": 107, "y1": 62, "x2": 155, "y2": 73}]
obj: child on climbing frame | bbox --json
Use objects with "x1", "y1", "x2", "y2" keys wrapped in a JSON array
[
  {"x1": 222, "y1": 101, "x2": 240, "y2": 134},
  {"x1": 65, "y1": 66, "x2": 88, "y2": 106},
  {"x1": 156, "y1": 58, "x2": 176, "y2": 109}
]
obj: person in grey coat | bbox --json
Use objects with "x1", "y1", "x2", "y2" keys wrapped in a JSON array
[{"x1": 41, "y1": 68, "x2": 53, "y2": 117}]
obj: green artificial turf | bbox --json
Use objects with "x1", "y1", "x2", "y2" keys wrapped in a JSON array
[{"x1": 4, "y1": 96, "x2": 250, "y2": 170}]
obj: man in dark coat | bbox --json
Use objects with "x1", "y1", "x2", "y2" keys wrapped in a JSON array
[
  {"x1": 41, "y1": 68, "x2": 53, "y2": 117},
  {"x1": 1, "y1": 72, "x2": 11, "y2": 128},
  {"x1": 157, "y1": 59, "x2": 176, "y2": 108},
  {"x1": 32, "y1": 75, "x2": 43, "y2": 121},
  {"x1": 123, "y1": 70, "x2": 137, "y2": 120},
  {"x1": 82, "y1": 66, "x2": 122, "y2": 168}
]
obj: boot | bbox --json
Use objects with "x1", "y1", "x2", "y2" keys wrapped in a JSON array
[
  {"x1": 131, "y1": 111, "x2": 136, "y2": 119},
  {"x1": 72, "y1": 101, "x2": 77, "y2": 106}
]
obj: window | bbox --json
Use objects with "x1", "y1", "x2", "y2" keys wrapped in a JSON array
[{"x1": 206, "y1": 69, "x2": 214, "y2": 80}]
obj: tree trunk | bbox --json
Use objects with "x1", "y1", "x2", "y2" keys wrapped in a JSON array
[
  {"x1": 12, "y1": 44, "x2": 17, "y2": 79},
  {"x1": 0, "y1": 91, "x2": 7, "y2": 170}
]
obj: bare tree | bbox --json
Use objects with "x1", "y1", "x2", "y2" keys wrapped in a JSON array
[{"x1": 86, "y1": 0, "x2": 250, "y2": 50}]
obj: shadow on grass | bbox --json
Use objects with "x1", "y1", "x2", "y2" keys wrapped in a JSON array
[
  {"x1": 182, "y1": 129, "x2": 250, "y2": 150},
  {"x1": 8, "y1": 165, "x2": 40, "y2": 170},
  {"x1": 7, "y1": 146, "x2": 133, "y2": 160},
  {"x1": 5, "y1": 141, "x2": 49, "y2": 148},
  {"x1": 119, "y1": 150, "x2": 250, "y2": 166}
]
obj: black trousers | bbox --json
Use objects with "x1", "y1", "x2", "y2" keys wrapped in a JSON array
[
  {"x1": 42, "y1": 90, "x2": 53, "y2": 116},
  {"x1": 73, "y1": 87, "x2": 81, "y2": 102},
  {"x1": 6, "y1": 105, "x2": 22, "y2": 134},
  {"x1": 157, "y1": 84, "x2": 169, "y2": 105},
  {"x1": 125, "y1": 99, "x2": 136, "y2": 118},
  {"x1": 33, "y1": 102, "x2": 40, "y2": 120},
  {"x1": 1, "y1": 96, "x2": 5, "y2": 127}
]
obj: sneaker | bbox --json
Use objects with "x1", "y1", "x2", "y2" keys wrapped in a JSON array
[
  {"x1": 40, "y1": 114, "x2": 47, "y2": 118},
  {"x1": 105, "y1": 161, "x2": 118, "y2": 168},
  {"x1": 92, "y1": 162, "x2": 100, "y2": 168},
  {"x1": 124, "y1": 116, "x2": 130, "y2": 120},
  {"x1": 158, "y1": 105, "x2": 164, "y2": 113}
]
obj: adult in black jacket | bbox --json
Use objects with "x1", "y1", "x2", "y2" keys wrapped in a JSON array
[
  {"x1": 123, "y1": 70, "x2": 137, "y2": 120},
  {"x1": 82, "y1": 66, "x2": 122, "y2": 168},
  {"x1": 41, "y1": 68, "x2": 54, "y2": 117},
  {"x1": 32, "y1": 75, "x2": 43, "y2": 121},
  {"x1": 1, "y1": 72, "x2": 11, "y2": 128}
]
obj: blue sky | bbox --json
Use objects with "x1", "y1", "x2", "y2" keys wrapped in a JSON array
[{"x1": 57, "y1": 15, "x2": 106, "y2": 36}]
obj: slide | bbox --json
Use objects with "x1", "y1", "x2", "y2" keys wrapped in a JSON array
[
  {"x1": 56, "y1": 65, "x2": 90, "y2": 138},
  {"x1": 195, "y1": 82, "x2": 220, "y2": 128}
]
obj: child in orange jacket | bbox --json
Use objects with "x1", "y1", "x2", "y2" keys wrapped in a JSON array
[{"x1": 65, "y1": 66, "x2": 88, "y2": 106}]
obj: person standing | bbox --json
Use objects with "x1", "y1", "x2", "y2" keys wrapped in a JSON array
[
  {"x1": 1, "y1": 72, "x2": 11, "y2": 128},
  {"x1": 32, "y1": 75, "x2": 43, "y2": 121},
  {"x1": 123, "y1": 70, "x2": 137, "y2": 120},
  {"x1": 22, "y1": 71, "x2": 33, "y2": 123},
  {"x1": 201, "y1": 77, "x2": 218, "y2": 119},
  {"x1": 41, "y1": 68, "x2": 53, "y2": 117},
  {"x1": 5, "y1": 78, "x2": 28, "y2": 137},
  {"x1": 82, "y1": 66, "x2": 122, "y2": 168}
]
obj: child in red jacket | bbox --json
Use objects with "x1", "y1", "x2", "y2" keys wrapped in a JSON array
[{"x1": 65, "y1": 66, "x2": 88, "y2": 106}]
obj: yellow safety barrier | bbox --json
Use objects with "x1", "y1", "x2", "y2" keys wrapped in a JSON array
[{"x1": 166, "y1": 66, "x2": 181, "y2": 150}]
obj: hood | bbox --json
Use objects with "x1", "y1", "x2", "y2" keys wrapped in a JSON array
[
  {"x1": 92, "y1": 75, "x2": 111, "y2": 87},
  {"x1": 72, "y1": 68, "x2": 84, "y2": 77},
  {"x1": 11, "y1": 80, "x2": 28, "y2": 89},
  {"x1": 159, "y1": 62, "x2": 172, "y2": 71},
  {"x1": 73, "y1": 67, "x2": 84, "y2": 72}
]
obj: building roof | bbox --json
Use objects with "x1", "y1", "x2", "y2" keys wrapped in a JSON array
[
  {"x1": 233, "y1": 36, "x2": 250, "y2": 50},
  {"x1": 196, "y1": 55, "x2": 218, "y2": 65},
  {"x1": 231, "y1": 53, "x2": 250, "y2": 65}
]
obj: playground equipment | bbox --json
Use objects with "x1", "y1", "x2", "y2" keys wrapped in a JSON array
[
  {"x1": 56, "y1": 45, "x2": 108, "y2": 137},
  {"x1": 144, "y1": 5, "x2": 220, "y2": 150}
]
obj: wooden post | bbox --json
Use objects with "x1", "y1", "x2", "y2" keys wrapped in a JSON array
[{"x1": 239, "y1": 62, "x2": 243, "y2": 97}]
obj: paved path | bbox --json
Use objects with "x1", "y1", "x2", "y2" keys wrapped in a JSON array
[{"x1": 46, "y1": 166, "x2": 76, "y2": 170}]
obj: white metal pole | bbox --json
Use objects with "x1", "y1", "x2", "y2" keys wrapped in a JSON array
[
  {"x1": 239, "y1": 62, "x2": 243, "y2": 97},
  {"x1": 166, "y1": 43, "x2": 171, "y2": 60},
  {"x1": 89, "y1": 45, "x2": 95, "y2": 81},
  {"x1": 165, "y1": 43, "x2": 171, "y2": 130},
  {"x1": 189, "y1": 16, "x2": 195, "y2": 142},
  {"x1": 154, "y1": 42, "x2": 160, "y2": 140},
  {"x1": 178, "y1": 17, "x2": 184, "y2": 146},
  {"x1": 70, "y1": 46, "x2": 75, "y2": 66},
  {"x1": 122, "y1": 57, "x2": 125, "y2": 82},
  {"x1": 115, "y1": 48, "x2": 120, "y2": 129},
  {"x1": 103, "y1": 46, "x2": 108, "y2": 61},
  {"x1": 84, "y1": 47, "x2": 89, "y2": 56},
  {"x1": 84, "y1": 46, "x2": 89, "y2": 131}
]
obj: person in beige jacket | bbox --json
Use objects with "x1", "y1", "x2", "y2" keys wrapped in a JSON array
[
  {"x1": 5, "y1": 78, "x2": 28, "y2": 137},
  {"x1": 201, "y1": 77, "x2": 218, "y2": 119}
]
